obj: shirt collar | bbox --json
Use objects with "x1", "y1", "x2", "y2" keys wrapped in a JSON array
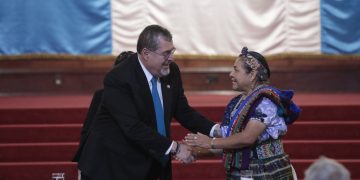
[{"x1": 137, "y1": 54, "x2": 154, "y2": 84}]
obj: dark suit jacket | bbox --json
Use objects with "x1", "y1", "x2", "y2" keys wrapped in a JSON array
[
  {"x1": 72, "y1": 89, "x2": 103, "y2": 162},
  {"x1": 78, "y1": 54, "x2": 215, "y2": 180}
]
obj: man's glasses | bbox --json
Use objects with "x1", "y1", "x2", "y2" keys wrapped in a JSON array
[{"x1": 149, "y1": 48, "x2": 176, "y2": 60}]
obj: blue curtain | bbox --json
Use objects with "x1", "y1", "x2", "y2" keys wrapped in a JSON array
[
  {"x1": 321, "y1": 0, "x2": 360, "y2": 54},
  {"x1": 0, "y1": 0, "x2": 111, "y2": 55}
]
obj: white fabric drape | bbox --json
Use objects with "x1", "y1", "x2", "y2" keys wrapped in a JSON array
[{"x1": 111, "y1": 0, "x2": 320, "y2": 55}]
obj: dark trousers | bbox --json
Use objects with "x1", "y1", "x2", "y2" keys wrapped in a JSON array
[
  {"x1": 81, "y1": 172, "x2": 91, "y2": 180},
  {"x1": 147, "y1": 158, "x2": 172, "y2": 180},
  {"x1": 80, "y1": 160, "x2": 172, "y2": 180}
]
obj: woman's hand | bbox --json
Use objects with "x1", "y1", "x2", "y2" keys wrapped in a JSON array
[{"x1": 184, "y1": 132, "x2": 212, "y2": 149}]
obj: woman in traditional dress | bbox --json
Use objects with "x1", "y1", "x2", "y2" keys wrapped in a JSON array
[{"x1": 185, "y1": 47, "x2": 301, "y2": 180}]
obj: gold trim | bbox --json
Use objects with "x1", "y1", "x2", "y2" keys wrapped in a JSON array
[
  {"x1": 0, "y1": 54, "x2": 114, "y2": 61},
  {"x1": 1, "y1": 53, "x2": 360, "y2": 61}
]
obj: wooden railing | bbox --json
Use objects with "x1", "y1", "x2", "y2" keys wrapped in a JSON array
[{"x1": 1, "y1": 54, "x2": 360, "y2": 95}]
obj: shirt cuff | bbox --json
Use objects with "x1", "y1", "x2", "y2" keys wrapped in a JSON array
[
  {"x1": 209, "y1": 124, "x2": 220, "y2": 137},
  {"x1": 165, "y1": 141, "x2": 176, "y2": 155}
]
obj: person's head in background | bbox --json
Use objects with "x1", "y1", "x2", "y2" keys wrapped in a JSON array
[
  {"x1": 136, "y1": 24, "x2": 176, "y2": 78},
  {"x1": 114, "y1": 51, "x2": 135, "y2": 66},
  {"x1": 305, "y1": 156, "x2": 350, "y2": 180}
]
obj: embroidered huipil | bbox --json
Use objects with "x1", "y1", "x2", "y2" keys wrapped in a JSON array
[{"x1": 221, "y1": 86, "x2": 300, "y2": 179}]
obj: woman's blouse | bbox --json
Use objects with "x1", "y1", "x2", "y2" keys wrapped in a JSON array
[{"x1": 250, "y1": 97, "x2": 287, "y2": 142}]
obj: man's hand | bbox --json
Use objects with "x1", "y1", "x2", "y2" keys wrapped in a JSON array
[{"x1": 174, "y1": 143, "x2": 195, "y2": 164}]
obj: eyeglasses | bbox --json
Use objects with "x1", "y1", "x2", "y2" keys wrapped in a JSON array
[{"x1": 148, "y1": 48, "x2": 176, "y2": 60}]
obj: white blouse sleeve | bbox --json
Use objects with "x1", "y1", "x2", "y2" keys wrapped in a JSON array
[{"x1": 249, "y1": 97, "x2": 288, "y2": 142}]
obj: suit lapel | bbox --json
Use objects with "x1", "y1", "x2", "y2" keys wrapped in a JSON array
[
  {"x1": 160, "y1": 77, "x2": 172, "y2": 136},
  {"x1": 131, "y1": 54, "x2": 172, "y2": 137},
  {"x1": 131, "y1": 55, "x2": 157, "y2": 127}
]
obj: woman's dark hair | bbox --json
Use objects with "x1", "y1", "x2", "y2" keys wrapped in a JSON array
[
  {"x1": 114, "y1": 51, "x2": 135, "y2": 66},
  {"x1": 239, "y1": 47, "x2": 270, "y2": 82}
]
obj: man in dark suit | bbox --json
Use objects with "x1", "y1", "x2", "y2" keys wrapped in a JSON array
[
  {"x1": 73, "y1": 51, "x2": 135, "y2": 163},
  {"x1": 78, "y1": 25, "x2": 220, "y2": 180}
]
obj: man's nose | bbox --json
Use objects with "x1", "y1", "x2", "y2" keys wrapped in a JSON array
[{"x1": 167, "y1": 54, "x2": 174, "y2": 62}]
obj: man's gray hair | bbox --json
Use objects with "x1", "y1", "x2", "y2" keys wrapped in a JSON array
[
  {"x1": 305, "y1": 156, "x2": 350, "y2": 180},
  {"x1": 136, "y1": 25, "x2": 172, "y2": 53}
]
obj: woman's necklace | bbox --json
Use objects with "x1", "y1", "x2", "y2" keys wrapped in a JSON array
[
  {"x1": 230, "y1": 84, "x2": 267, "y2": 117},
  {"x1": 230, "y1": 94, "x2": 246, "y2": 117}
]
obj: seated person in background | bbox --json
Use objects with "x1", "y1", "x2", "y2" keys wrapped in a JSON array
[
  {"x1": 305, "y1": 156, "x2": 350, "y2": 180},
  {"x1": 72, "y1": 51, "x2": 135, "y2": 162},
  {"x1": 185, "y1": 47, "x2": 301, "y2": 180}
]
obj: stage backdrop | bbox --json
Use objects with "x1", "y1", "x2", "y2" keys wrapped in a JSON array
[{"x1": 0, "y1": 0, "x2": 359, "y2": 55}]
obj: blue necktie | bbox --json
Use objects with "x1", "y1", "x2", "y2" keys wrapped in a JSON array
[{"x1": 151, "y1": 77, "x2": 166, "y2": 136}]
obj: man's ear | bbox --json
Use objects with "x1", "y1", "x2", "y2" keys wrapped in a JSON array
[{"x1": 141, "y1": 48, "x2": 150, "y2": 61}]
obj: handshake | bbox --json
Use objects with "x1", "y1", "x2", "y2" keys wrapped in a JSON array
[
  {"x1": 171, "y1": 141, "x2": 195, "y2": 164},
  {"x1": 171, "y1": 125, "x2": 223, "y2": 164}
]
